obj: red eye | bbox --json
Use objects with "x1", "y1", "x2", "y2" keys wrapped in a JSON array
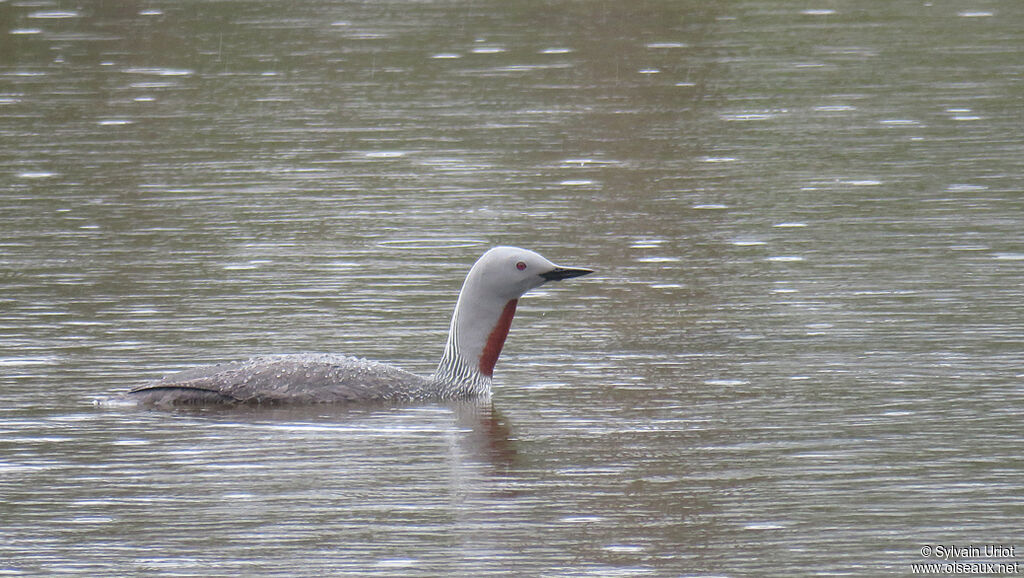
[{"x1": 516, "y1": 261, "x2": 527, "y2": 271}]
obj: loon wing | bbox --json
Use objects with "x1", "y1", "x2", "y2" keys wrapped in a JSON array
[{"x1": 130, "y1": 354, "x2": 431, "y2": 405}]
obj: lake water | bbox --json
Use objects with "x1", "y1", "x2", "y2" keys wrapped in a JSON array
[{"x1": 2, "y1": 1, "x2": 1022, "y2": 575}]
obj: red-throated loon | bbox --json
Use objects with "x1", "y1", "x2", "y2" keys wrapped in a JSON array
[{"x1": 128, "y1": 246, "x2": 592, "y2": 406}]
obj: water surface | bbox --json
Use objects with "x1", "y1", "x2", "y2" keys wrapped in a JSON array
[{"x1": 2, "y1": 1, "x2": 1022, "y2": 575}]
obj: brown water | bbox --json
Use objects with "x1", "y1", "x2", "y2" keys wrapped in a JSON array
[{"x1": 2, "y1": 1, "x2": 1023, "y2": 575}]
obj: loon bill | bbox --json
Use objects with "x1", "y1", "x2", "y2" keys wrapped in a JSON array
[{"x1": 128, "y1": 246, "x2": 593, "y2": 406}]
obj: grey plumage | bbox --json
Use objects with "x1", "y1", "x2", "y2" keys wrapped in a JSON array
[
  {"x1": 130, "y1": 354, "x2": 438, "y2": 406},
  {"x1": 128, "y1": 247, "x2": 592, "y2": 407}
]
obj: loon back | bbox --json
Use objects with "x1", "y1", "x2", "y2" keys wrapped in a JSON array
[{"x1": 130, "y1": 354, "x2": 436, "y2": 406}]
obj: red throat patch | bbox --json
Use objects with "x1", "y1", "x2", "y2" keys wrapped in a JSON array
[{"x1": 479, "y1": 299, "x2": 518, "y2": 377}]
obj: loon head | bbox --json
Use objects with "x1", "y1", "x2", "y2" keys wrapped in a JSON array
[
  {"x1": 436, "y1": 246, "x2": 593, "y2": 395},
  {"x1": 465, "y1": 246, "x2": 593, "y2": 302}
]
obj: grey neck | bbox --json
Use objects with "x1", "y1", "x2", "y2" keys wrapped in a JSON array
[
  {"x1": 433, "y1": 302, "x2": 493, "y2": 398},
  {"x1": 433, "y1": 270, "x2": 512, "y2": 399}
]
